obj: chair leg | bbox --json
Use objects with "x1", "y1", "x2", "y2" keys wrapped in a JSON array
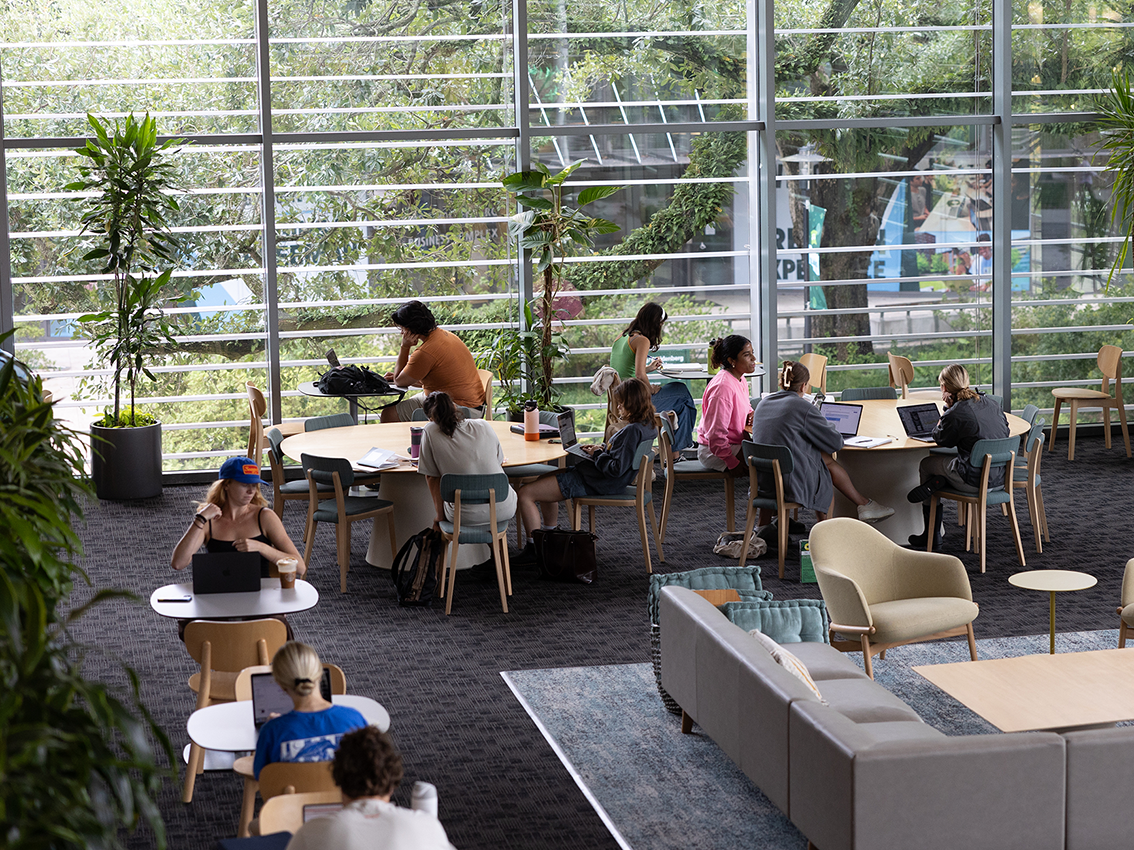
[
  {"x1": 648, "y1": 503, "x2": 664, "y2": 565},
  {"x1": 1025, "y1": 485, "x2": 1042, "y2": 554},
  {"x1": 303, "y1": 519, "x2": 317, "y2": 566},
  {"x1": 1119, "y1": 398, "x2": 1132, "y2": 457},
  {"x1": 978, "y1": 506, "x2": 987, "y2": 574},
  {"x1": 737, "y1": 504, "x2": 758, "y2": 567},
  {"x1": 860, "y1": 635, "x2": 874, "y2": 679},
  {"x1": 1103, "y1": 400, "x2": 1113, "y2": 449},
  {"x1": 777, "y1": 507, "x2": 788, "y2": 580},
  {"x1": 1048, "y1": 399, "x2": 1062, "y2": 454},
  {"x1": 926, "y1": 500, "x2": 939, "y2": 553},
  {"x1": 1007, "y1": 497, "x2": 1026, "y2": 567},
  {"x1": 238, "y1": 776, "x2": 259, "y2": 837},
  {"x1": 571, "y1": 501, "x2": 581, "y2": 531},
  {"x1": 492, "y1": 537, "x2": 508, "y2": 613},
  {"x1": 500, "y1": 534, "x2": 513, "y2": 595},
  {"x1": 724, "y1": 477, "x2": 736, "y2": 533},
  {"x1": 588, "y1": 505, "x2": 596, "y2": 533},
  {"x1": 182, "y1": 741, "x2": 204, "y2": 803},
  {"x1": 444, "y1": 540, "x2": 460, "y2": 615},
  {"x1": 966, "y1": 623, "x2": 978, "y2": 660},
  {"x1": 1121, "y1": 621, "x2": 1129, "y2": 649},
  {"x1": 336, "y1": 524, "x2": 350, "y2": 593},
  {"x1": 1036, "y1": 484, "x2": 1049, "y2": 542},
  {"x1": 636, "y1": 506, "x2": 653, "y2": 575},
  {"x1": 1067, "y1": 399, "x2": 1079, "y2": 460},
  {"x1": 681, "y1": 710, "x2": 694, "y2": 734}
]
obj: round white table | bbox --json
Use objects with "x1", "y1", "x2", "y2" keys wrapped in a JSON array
[
  {"x1": 149, "y1": 578, "x2": 319, "y2": 619},
  {"x1": 281, "y1": 420, "x2": 565, "y2": 569},
  {"x1": 1009, "y1": 570, "x2": 1098, "y2": 654},
  {"x1": 831, "y1": 399, "x2": 1030, "y2": 543}
]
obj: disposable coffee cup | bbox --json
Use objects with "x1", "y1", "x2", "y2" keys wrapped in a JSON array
[
  {"x1": 277, "y1": 558, "x2": 298, "y2": 589},
  {"x1": 409, "y1": 426, "x2": 424, "y2": 460}
]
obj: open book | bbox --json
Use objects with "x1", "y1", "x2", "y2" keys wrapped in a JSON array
[{"x1": 357, "y1": 447, "x2": 402, "y2": 470}]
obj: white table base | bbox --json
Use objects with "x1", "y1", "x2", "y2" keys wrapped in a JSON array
[
  {"x1": 183, "y1": 742, "x2": 237, "y2": 771},
  {"x1": 364, "y1": 472, "x2": 489, "y2": 570},
  {"x1": 833, "y1": 447, "x2": 930, "y2": 543}
]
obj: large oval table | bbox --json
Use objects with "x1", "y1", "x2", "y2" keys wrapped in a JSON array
[
  {"x1": 831, "y1": 399, "x2": 1030, "y2": 543},
  {"x1": 281, "y1": 420, "x2": 565, "y2": 569}
]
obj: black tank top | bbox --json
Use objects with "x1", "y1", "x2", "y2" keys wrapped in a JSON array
[{"x1": 205, "y1": 507, "x2": 273, "y2": 576}]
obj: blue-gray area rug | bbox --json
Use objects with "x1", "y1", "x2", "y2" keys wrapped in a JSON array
[{"x1": 502, "y1": 629, "x2": 1122, "y2": 850}]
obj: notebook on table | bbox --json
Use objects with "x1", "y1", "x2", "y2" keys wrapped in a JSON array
[
  {"x1": 897, "y1": 402, "x2": 942, "y2": 442},
  {"x1": 191, "y1": 551, "x2": 262, "y2": 595},
  {"x1": 250, "y1": 669, "x2": 333, "y2": 729},
  {"x1": 555, "y1": 410, "x2": 592, "y2": 459},
  {"x1": 819, "y1": 401, "x2": 862, "y2": 437}
]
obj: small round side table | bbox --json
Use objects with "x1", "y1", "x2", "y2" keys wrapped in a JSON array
[{"x1": 1008, "y1": 569, "x2": 1097, "y2": 654}]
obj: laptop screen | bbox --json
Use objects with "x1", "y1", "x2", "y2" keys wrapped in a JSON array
[
  {"x1": 820, "y1": 402, "x2": 862, "y2": 437},
  {"x1": 251, "y1": 669, "x2": 333, "y2": 728},
  {"x1": 556, "y1": 410, "x2": 577, "y2": 448},
  {"x1": 897, "y1": 403, "x2": 941, "y2": 436}
]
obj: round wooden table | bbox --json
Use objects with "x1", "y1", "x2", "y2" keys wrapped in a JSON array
[
  {"x1": 281, "y1": 421, "x2": 565, "y2": 569},
  {"x1": 831, "y1": 399, "x2": 1030, "y2": 543}
]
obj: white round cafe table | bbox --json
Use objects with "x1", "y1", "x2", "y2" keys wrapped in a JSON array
[
  {"x1": 187, "y1": 694, "x2": 391, "y2": 753},
  {"x1": 1009, "y1": 570, "x2": 1098, "y2": 654},
  {"x1": 830, "y1": 399, "x2": 1030, "y2": 543},
  {"x1": 149, "y1": 578, "x2": 319, "y2": 619},
  {"x1": 282, "y1": 420, "x2": 565, "y2": 570}
]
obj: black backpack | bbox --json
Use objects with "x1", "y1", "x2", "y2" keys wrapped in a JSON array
[
  {"x1": 316, "y1": 364, "x2": 391, "y2": 395},
  {"x1": 391, "y1": 528, "x2": 444, "y2": 606}
]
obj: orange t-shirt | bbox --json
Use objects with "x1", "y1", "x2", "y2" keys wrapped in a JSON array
[{"x1": 401, "y1": 328, "x2": 485, "y2": 408}]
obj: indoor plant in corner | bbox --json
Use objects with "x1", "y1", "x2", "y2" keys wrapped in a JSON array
[
  {"x1": 67, "y1": 112, "x2": 187, "y2": 500},
  {"x1": 502, "y1": 160, "x2": 621, "y2": 409}
]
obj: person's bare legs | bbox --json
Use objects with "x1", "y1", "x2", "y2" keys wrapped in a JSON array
[
  {"x1": 517, "y1": 474, "x2": 565, "y2": 541},
  {"x1": 380, "y1": 405, "x2": 399, "y2": 423},
  {"x1": 822, "y1": 453, "x2": 868, "y2": 507}
]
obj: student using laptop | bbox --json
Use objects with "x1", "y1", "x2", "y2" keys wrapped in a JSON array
[
  {"x1": 513, "y1": 378, "x2": 657, "y2": 565},
  {"x1": 697, "y1": 335, "x2": 757, "y2": 476},
  {"x1": 906, "y1": 364, "x2": 1009, "y2": 549}
]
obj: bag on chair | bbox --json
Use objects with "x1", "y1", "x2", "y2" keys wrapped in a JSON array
[
  {"x1": 391, "y1": 528, "x2": 444, "y2": 606},
  {"x1": 532, "y1": 529, "x2": 597, "y2": 584}
]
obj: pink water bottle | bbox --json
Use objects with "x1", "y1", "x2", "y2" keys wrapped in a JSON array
[{"x1": 523, "y1": 400, "x2": 540, "y2": 441}]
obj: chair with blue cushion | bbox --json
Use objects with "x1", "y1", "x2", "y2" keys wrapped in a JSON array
[
  {"x1": 738, "y1": 441, "x2": 802, "y2": 580},
  {"x1": 840, "y1": 386, "x2": 897, "y2": 401},
  {"x1": 1019, "y1": 403, "x2": 1040, "y2": 425},
  {"x1": 304, "y1": 412, "x2": 356, "y2": 431},
  {"x1": 1012, "y1": 417, "x2": 1048, "y2": 554},
  {"x1": 571, "y1": 437, "x2": 663, "y2": 574},
  {"x1": 928, "y1": 436, "x2": 1026, "y2": 573},
  {"x1": 438, "y1": 472, "x2": 513, "y2": 615},
  {"x1": 301, "y1": 454, "x2": 396, "y2": 592}
]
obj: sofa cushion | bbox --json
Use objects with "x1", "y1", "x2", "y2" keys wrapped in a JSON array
[
  {"x1": 748, "y1": 629, "x2": 826, "y2": 703},
  {"x1": 868, "y1": 596, "x2": 979, "y2": 645},
  {"x1": 789, "y1": 642, "x2": 871, "y2": 682},
  {"x1": 723, "y1": 598, "x2": 829, "y2": 644},
  {"x1": 648, "y1": 566, "x2": 770, "y2": 624},
  {"x1": 852, "y1": 720, "x2": 946, "y2": 745},
  {"x1": 819, "y1": 677, "x2": 925, "y2": 724}
]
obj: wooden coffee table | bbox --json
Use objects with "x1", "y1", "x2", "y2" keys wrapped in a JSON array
[{"x1": 913, "y1": 649, "x2": 1134, "y2": 732}]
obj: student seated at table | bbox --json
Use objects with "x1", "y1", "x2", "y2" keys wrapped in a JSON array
[
  {"x1": 513, "y1": 378, "x2": 657, "y2": 564},
  {"x1": 749, "y1": 361, "x2": 894, "y2": 530},
  {"x1": 286, "y1": 726, "x2": 455, "y2": 850},
  {"x1": 609, "y1": 301, "x2": 697, "y2": 451},
  {"x1": 906, "y1": 363, "x2": 1009, "y2": 549},
  {"x1": 171, "y1": 456, "x2": 305, "y2": 578},
  {"x1": 697, "y1": 335, "x2": 756, "y2": 476},
  {"x1": 381, "y1": 300, "x2": 485, "y2": 422},
  {"x1": 253, "y1": 642, "x2": 367, "y2": 780},
  {"x1": 418, "y1": 391, "x2": 517, "y2": 531}
]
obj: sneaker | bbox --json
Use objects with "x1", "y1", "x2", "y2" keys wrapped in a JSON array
[
  {"x1": 511, "y1": 541, "x2": 537, "y2": 567},
  {"x1": 906, "y1": 475, "x2": 947, "y2": 504},
  {"x1": 857, "y1": 500, "x2": 895, "y2": 523}
]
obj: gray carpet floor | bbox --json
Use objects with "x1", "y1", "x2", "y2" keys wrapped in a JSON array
[{"x1": 66, "y1": 433, "x2": 1132, "y2": 849}]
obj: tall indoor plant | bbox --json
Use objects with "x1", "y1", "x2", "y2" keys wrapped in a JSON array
[
  {"x1": 502, "y1": 160, "x2": 621, "y2": 408},
  {"x1": 1098, "y1": 69, "x2": 1134, "y2": 287},
  {"x1": 67, "y1": 112, "x2": 186, "y2": 499}
]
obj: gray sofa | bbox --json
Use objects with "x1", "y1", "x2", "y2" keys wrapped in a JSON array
[{"x1": 658, "y1": 585, "x2": 1110, "y2": 850}]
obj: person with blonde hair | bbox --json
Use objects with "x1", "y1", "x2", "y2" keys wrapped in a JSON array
[
  {"x1": 749, "y1": 360, "x2": 893, "y2": 532},
  {"x1": 906, "y1": 363, "x2": 1008, "y2": 548},
  {"x1": 252, "y1": 642, "x2": 366, "y2": 779}
]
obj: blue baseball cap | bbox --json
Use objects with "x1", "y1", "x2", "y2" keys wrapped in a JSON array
[{"x1": 218, "y1": 456, "x2": 268, "y2": 485}]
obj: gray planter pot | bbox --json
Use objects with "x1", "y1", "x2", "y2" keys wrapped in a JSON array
[{"x1": 91, "y1": 421, "x2": 163, "y2": 500}]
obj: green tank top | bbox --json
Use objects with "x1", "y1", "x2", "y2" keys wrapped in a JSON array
[{"x1": 610, "y1": 334, "x2": 637, "y2": 381}]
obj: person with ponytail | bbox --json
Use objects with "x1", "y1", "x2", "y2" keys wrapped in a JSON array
[
  {"x1": 252, "y1": 642, "x2": 366, "y2": 779},
  {"x1": 418, "y1": 391, "x2": 516, "y2": 531},
  {"x1": 697, "y1": 335, "x2": 757, "y2": 475},
  {"x1": 609, "y1": 301, "x2": 697, "y2": 451},
  {"x1": 906, "y1": 363, "x2": 1008, "y2": 548},
  {"x1": 749, "y1": 360, "x2": 894, "y2": 526}
]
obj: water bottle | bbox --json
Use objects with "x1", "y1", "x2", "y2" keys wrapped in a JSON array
[
  {"x1": 411, "y1": 781, "x2": 438, "y2": 816},
  {"x1": 523, "y1": 399, "x2": 540, "y2": 441}
]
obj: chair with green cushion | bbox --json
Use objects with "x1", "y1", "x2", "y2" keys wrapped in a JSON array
[
  {"x1": 304, "y1": 412, "x2": 355, "y2": 431},
  {"x1": 1019, "y1": 403, "x2": 1040, "y2": 425},
  {"x1": 928, "y1": 435, "x2": 1026, "y2": 573},
  {"x1": 301, "y1": 453, "x2": 396, "y2": 592},
  {"x1": 410, "y1": 408, "x2": 428, "y2": 422},
  {"x1": 571, "y1": 437, "x2": 663, "y2": 573},
  {"x1": 809, "y1": 518, "x2": 979, "y2": 679},
  {"x1": 738, "y1": 441, "x2": 802, "y2": 580},
  {"x1": 840, "y1": 386, "x2": 897, "y2": 401},
  {"x1": 1012, "y1": 417, "x2": 1048, "y2": 554},
  {"x1": 437, "y1": 472, "x2": 513, "y2": 615}
]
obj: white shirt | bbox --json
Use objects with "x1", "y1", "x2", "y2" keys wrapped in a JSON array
[{"x1": 286, "y1": 798, "x2": 456, "y2": 850}]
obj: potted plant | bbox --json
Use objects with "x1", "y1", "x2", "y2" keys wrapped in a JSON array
[
  {"x1": 477, "y1": 301, "x2": 570, "y2": 418},
  {"x1": 66, "y1": 112, "x2": 187, "y2": 500},
  {"x1": 502, "y1": 160, "x2": 621, "y2": 409}
]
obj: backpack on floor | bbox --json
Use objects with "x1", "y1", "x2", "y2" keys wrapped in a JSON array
[{"x1": 392, "y1": 528, "x2": 444, "y2": 607}]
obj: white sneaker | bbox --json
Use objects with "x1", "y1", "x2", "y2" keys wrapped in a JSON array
[{"x1": 857, "y1": 499, "x2": 895, "y2": 523}]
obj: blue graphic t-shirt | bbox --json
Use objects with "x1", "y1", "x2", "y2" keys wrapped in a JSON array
[{"x1": 252, "y1": 704, "x2": 367, "y2": 778}]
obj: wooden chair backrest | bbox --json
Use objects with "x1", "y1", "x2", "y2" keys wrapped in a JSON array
[
  {"x1": 798, "y1": 353, "x2": 827, "y2": 394},
  {"x1": 1098, "y1": 345, "x2": 1124, "y2": 401},
  {"x1": 477, "y1": 369, "x2": 494, "y2": 419},
  {"x1": 258, "y1": 761, "x2": 338, "y2": 801},
  {"x1": 887, "y1": 353, "x2": 914, "y2": 398},
  {"x1": 233, "y1": 663, "x2": 347, "y2": 701},
  {"x1": 258, "y1": 790, "x2": 343, "y2": 835},
  {"x1": 183, "y1": 619, "x2": 289, "y2": 674},
  {"x1": 247, "y1": 382, "x2": 268, "y2": 462}
]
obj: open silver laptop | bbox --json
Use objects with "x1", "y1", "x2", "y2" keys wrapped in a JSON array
[
  {"x1": 819, "y1": 401, "x2": 862, "y2": 437},
  {"x1": 555, "y1": 410, "x2": 591, "y2": 459}
]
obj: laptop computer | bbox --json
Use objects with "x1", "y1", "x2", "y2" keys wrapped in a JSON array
[
  {"x1": 191, "y1": 551, "x2": 262, "y2": 595},
  {"x1": 819, "y1": 401, "x2": 863, "y2": 438},
  {"x1": 250, "y1": 669, "x2": 333, "y2": 729},
  {"x1": 897, "y1": 402, "x2": 942, "y2": 442},
  {"x1": 556, "y1": 410, "x2": 592, "y2": 459}
]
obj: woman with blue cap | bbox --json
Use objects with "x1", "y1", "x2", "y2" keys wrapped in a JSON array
[{"x1": 172, "y1": 456, "x2": 306, "y2": 578}]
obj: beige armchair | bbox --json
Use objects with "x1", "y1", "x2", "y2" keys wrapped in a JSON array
[
  {"x1": 1117, "y1": 558, "x2": 1134, "y2": 648},
  {"x1": 809, "y1": 518, "x2": 979, "y2": 678}
]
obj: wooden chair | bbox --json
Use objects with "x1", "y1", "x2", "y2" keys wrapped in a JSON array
[
  {"x1": 840, "y1": 386, "x2": 897, "y2": 401},
  {"x1": 928, "y1": 436, "x2": 1026, "y2": 573},
  {"x1": 1117, "y1": 558, "x2": 1134, "y2": 648},
  {"x1": 655, "y1": 414, "x2": 736, "y2": 541},
  {"x1": 301, "y1": 454, "x2": 397, "y2": 592},
  {"x1": 798, "y1": 352, "x2": 827, "y2": 394},
  {"x1": 887, "y1": 352, "x2": 915, "y2": 398},
  {"x1": 266, "y1": 427, "x2": 332, "y2": 522},
  {"x1": 477, "y1": 369, "x2": 494, "y2": 419},
  {"x1": 1012, "y1": 417, "x2": 1049, "y2": 554},
  {"x1": 250, "y1": 762, "x2": 338, "y2": 834},
  {"x1": 571, "y1": 437, "x2": 663, "y2": 574},
  {"x1": 232, "y1": 663, "x2": 347, "y2": 837},
  {"x1": 258, "y1": 790, "x2": 343, "y2": 836},
  {"x1": 737, "y1": 441, "x2": 803, "y2": 580},
  {"x1": 437, "y1": 472, "x2": 513, "y2": 615},
  {"x1": 181, "y1": 619, "x2": 288, "y2": 803},
  {"x1": 1049, "y1": 344, "x2": 1131, "y2": 460},
  {"x1": 247, "y1": 383, "x2": 303, "y2": 463}
]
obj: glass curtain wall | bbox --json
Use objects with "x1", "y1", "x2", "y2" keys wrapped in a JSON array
[{"x1": 0, "y1": 0, "x2": 1126, "y2": 470}]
